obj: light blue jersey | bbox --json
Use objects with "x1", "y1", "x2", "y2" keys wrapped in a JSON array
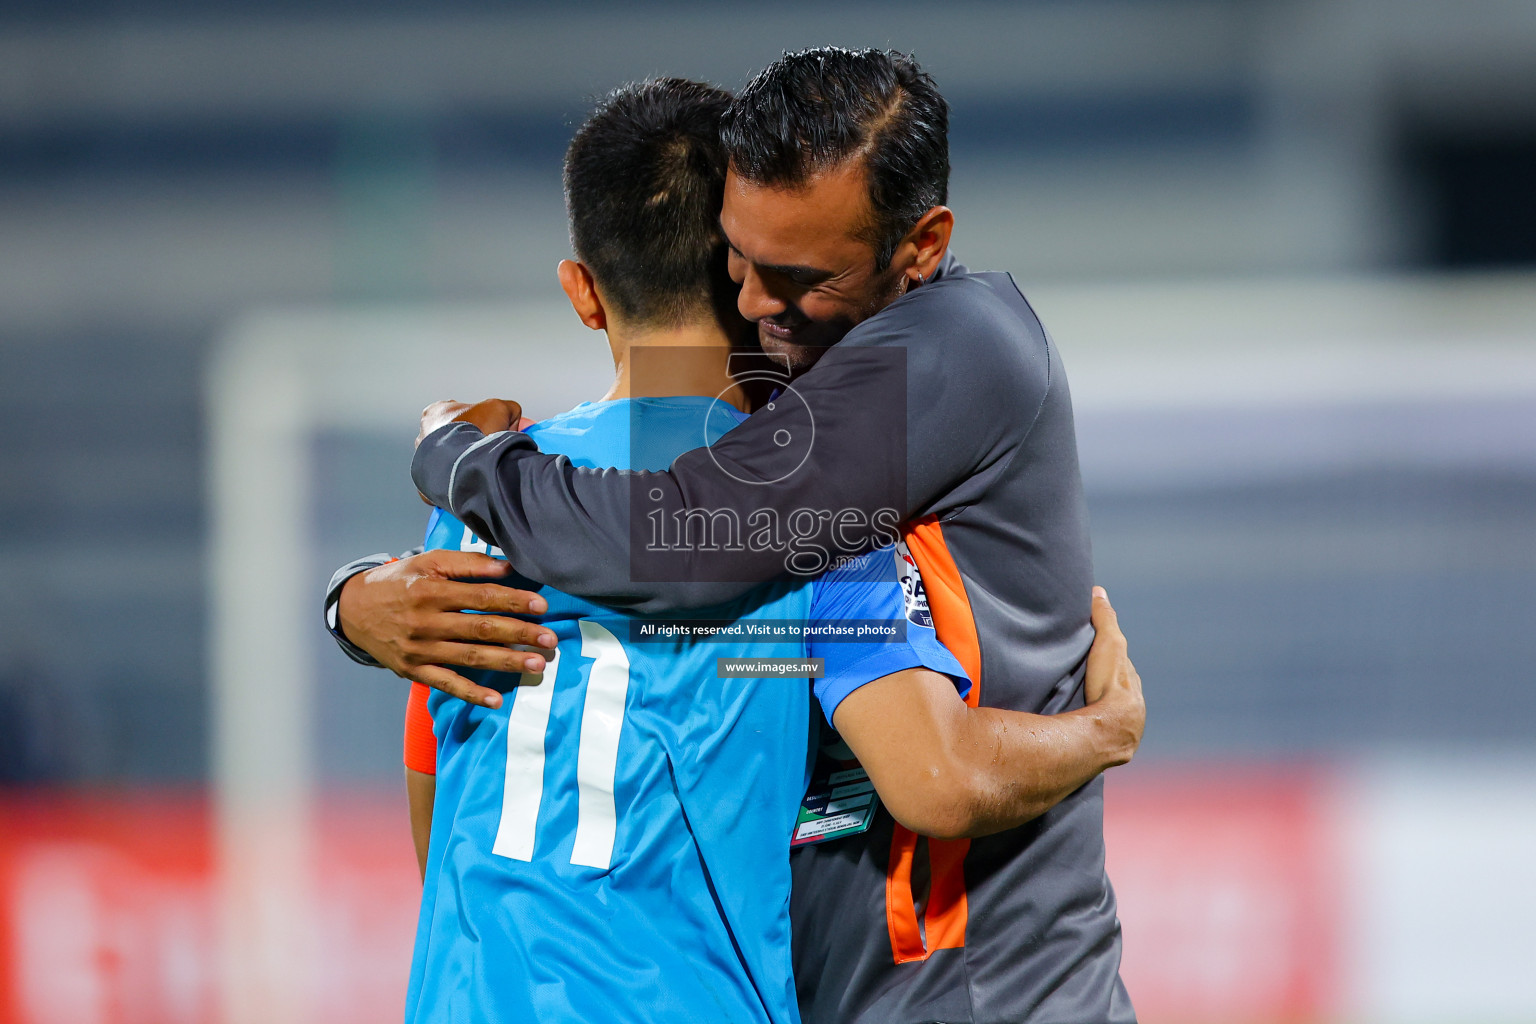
[{"x1": 406, "y1": 397, "x2": 966, "y2": 1024}]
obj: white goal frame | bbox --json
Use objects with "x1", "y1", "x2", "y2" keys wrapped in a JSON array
[{"x1": 206, "y1": 299, "x2": 609, "y2": 1023}]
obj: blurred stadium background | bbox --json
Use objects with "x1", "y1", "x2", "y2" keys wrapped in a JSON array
[{"x1": 2, "y1": 2, "x2": 1535, "y2": 1022}]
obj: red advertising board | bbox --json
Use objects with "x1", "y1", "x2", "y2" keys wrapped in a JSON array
[
  {"x1": 0, "y1": 768, "x2": 1341, "y2": 1024},
  {"x1": 0, "y1": 792, "x2": 418, "y2": 1024},
  {"x1": 1105, "y1": 766, "x2": 1340, "y2": 1024}
]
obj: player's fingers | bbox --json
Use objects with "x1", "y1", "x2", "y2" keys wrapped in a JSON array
[
  {"x1": 423, "y1": 610, "x2": 556, "y2": 651},
  {"x1": 1089, "y1": 586, "x2": 1125, "y2": 649},
  {"x1": 418, "y1": 638, "x2": 550, "y2": 676},
  {"x1": 420, "y1": 549, "x2": 517, "y2": 582},
  {"x1": 1084, "y1": 586, "x2": 1136, "y2": 709},
  {"x1": 413, "y1": 663, "x2": 503, "y2": 710}
]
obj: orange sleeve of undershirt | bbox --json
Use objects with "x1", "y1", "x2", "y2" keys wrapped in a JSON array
[
  {"x1": 397, "y1": 424, "x2": 531, "y2": 779},
  {"x1": 403, "y1": 681, "x2": 437, "y2": 775}
]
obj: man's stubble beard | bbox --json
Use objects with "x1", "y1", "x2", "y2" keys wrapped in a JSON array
[{"x1": 759, "y1": 266, "x2": 907, "y2": 380}]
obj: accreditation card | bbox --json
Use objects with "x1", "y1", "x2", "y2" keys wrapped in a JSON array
[{"x1": 791, "y1": 729, "x2": 878, "y2": 847}]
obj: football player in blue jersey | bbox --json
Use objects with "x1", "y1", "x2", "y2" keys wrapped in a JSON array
[
  {"x1": 332, "y1": 78, "x2": 1144, "y2": 1024},
  {"x1": 398, "y1": 79, "x2": 976, "y2": 1024}
]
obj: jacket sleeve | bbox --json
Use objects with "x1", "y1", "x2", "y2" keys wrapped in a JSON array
[
  {"x1": 411, "y1": 280, "x2": 1045, "y2": 616},
  {"x1": 323, "y1": 548, "x2": 423, "y2": 666}
]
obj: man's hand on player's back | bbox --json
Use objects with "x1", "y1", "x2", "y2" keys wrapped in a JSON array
[
  {"x1": 416, "y1": 398, "x2": 523, "y2": 449},
  {"x1": 338, "y1": 549, "x2": 556, "y2": 709},
  {"x1": 413, "y1": 399, "x2": 528, "y2": 504}
]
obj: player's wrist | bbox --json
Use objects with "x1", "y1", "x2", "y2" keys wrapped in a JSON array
[
  {"x1": 1071, "y1": 698, "x2": 1140, "y2": 769},
  {"x1": 1094, "y1": 697, "x2": 1143, "y2": 767}
]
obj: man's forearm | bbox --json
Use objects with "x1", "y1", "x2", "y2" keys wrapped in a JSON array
[
  {"x1": 411, "y1": 344, "x2": 963, "y2": 615},
  {"x1": 412, "y1": 424, "x2": 759, "y2": 610}
]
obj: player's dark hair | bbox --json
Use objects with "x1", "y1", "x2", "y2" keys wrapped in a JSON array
[
  {"x1": 565, "y1": 78, "x2": 734, "y2": 326},
  {"x1": 721, "y1": 47, "x2": 949, "y2": 270}
]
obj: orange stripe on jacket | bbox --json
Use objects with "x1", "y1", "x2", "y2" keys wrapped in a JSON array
[
  {"x1": 885, "y1": 517, "x2": 981, "y2": 964},
  {"x1": 901, "y1": 518, "x2": 983, "y2": 699},
  {"x1": 404, "y1": 681, "x2": 438, "y2": 775}
]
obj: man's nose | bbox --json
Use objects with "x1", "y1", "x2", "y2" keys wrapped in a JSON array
[{"x1": 737, "y1": 266, "x2": 787, "y2": 322}]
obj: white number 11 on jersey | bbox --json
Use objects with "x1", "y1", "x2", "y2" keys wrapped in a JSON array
[{"x1": 491, "y1": 620, "x2": 632, "y2": 870}]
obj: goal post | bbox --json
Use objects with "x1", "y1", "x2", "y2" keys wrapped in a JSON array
[{"x1": 206, "y1": 300, "x2": 608, "y2": 1023}]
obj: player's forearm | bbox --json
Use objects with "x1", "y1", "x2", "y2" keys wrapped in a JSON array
[
  {"x1": 944, "y1": 703, "x2": 1137, "y2": 839},
  {"x1": 846, "y1": 592, "x2": 1144, "y2": 840},
  {"x1": 840, "y1": 668, "x2": 1138, "y2": 841},
  {"x1": 406, "y1": 767, "x2": 436, "y2": 880}
]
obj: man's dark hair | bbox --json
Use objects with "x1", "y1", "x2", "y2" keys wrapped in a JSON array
[
  {"x1": 721, "y1": 48, "x2": 949, "y2": 269},
  {"x1": 565, "y1": 78, "x2": 733, "y2": 326}
]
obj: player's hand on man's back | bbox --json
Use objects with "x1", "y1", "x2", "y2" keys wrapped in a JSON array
[
  {"x1": 830, "y1": 586, "x2": 1146, "y2": 840},
  {"x1": 337, "y1": 549, "x2": 557, "y2": 709},
  {"x1": 1084, "y1": 586, "x2": 1145, "y2": 766},
  {"x1": 416, "y1": 398, "x2": 525, "y2": 448}
]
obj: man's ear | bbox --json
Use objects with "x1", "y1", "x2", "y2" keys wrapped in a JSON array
[
  {"x1": 897, "y1": 206, "x2": 955, "y2": 285},
  {"x1": 557, "y1": 259, "x2": 607, "y2": 331}
]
